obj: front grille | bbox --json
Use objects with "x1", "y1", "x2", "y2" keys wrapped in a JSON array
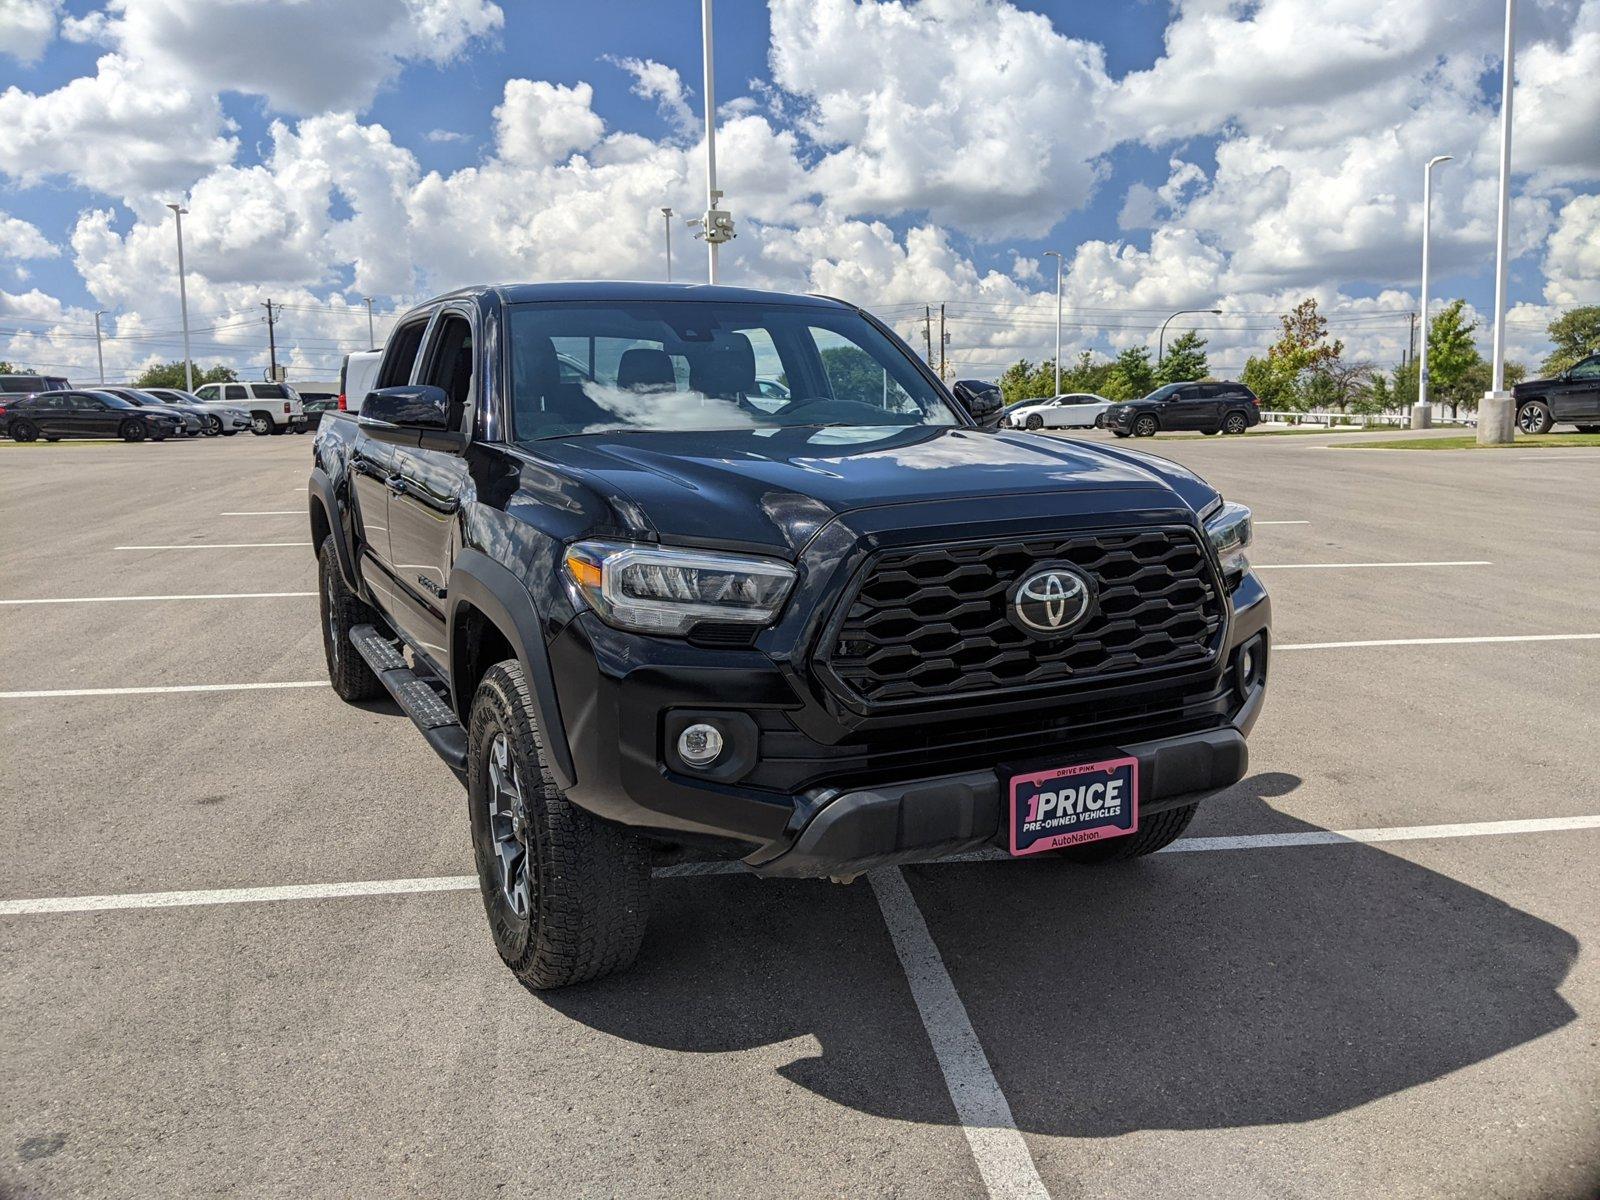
[{"x1": 820, "y1": 527, "x2": 1225, "y2": 705}]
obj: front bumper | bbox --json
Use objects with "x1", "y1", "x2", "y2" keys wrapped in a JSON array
[{"x1": 548, "y1": 563, "x2": 1270, "y2": 877}]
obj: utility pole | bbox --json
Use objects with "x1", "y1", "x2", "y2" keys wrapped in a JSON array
[
  {"x1": 923, "y1": 306, "x2": 933, "y2": 365},
  {"x1": 1414, "y1": 154, "x2": 1452, "y2": 428},
  {"x1": 93, "y1": 310, "x2": 107, "y2": 385},
  {"x1": 1478, "y1": 0, "x2": 1517, "y2": 445},
  {"x1": 1407, "y1": 311, "x2": 1418, "y2": 369},
  {"x1": 264, "y1": 300, "x2": 278, "y2": 381},
  {"x1": 692, "y1": 0, "x2": 734, "y2": 283},
  {"x1": 364, "y1": 297, "x2": 375, "y2": 351},
  {"x1": 661, "y1": 208, "x2": 674, "y2": 281},
  {"x1": 938, "y1": 304, "x2": 947, "y2": 379},
  {"x1": 166, "y1": 203, "x2": 192, "y2": 392}
]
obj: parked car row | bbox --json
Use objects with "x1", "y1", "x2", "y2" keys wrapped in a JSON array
[
  {"x1": 0, "y1": 377, "x2": 324, "y2": 443},
  {"x1": 1000, "y1": 381, "x2": 1263, "y2": 438}
]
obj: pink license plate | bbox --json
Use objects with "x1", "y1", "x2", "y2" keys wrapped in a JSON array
[{"x1": 1008, "y1": 756, "x2": 1139, "y2": 856}]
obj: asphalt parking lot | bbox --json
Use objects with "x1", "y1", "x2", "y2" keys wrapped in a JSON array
[{"x1": 3, "y1": 429, "x2": 1598, "y2": 1200}]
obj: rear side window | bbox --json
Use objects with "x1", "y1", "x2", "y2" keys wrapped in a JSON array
[
  {"x1": 224, "y1": 385, "x2": 247, "y2": 401},
  {"x1": 379, "y1": 319, "x2": 430, "y2": 388},
  {"x1": 253, "y1": 384, "x2": 290, "y2": 399}
]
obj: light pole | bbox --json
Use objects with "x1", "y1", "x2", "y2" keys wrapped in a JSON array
[
  {"x1": 1043, "y1": 250, "x2": 1063, "y2": 396},
  {"x1": 93, "y1": 310, "x2": 107, "y2": 384},
  {"x1": 1479, "y1": 0, "x2": 1517, "y2": 445},
  {"x1": 364, "y1": 297, "x2": 375, "y2": 351},
  {"x1": 166, "y1": 202, "x2": 192, "y2": 392},
  {"x1": 693, "y1": 0, "x2": 734, "y2": 283},
  {"x1": 661, "y1": 207, "x2": 674, "y2": 281},
  {"x1": 1413, "y1": 154, "x2": 1452, "y2": 429},
  {"x1": 1159, "y1": 308, "x2": 1222, "y2": 366}
]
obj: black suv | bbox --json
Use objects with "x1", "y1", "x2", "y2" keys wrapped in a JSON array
[
  {"x1": 1512, "y1": 354, "x2": 1600, "y2": 434},
  {"x1": 1106, "y1": 381, "x2": 1262, "y2": 437},
  {"x1": 310, "y1": 283, "x2": 1269, "y2": 989}
]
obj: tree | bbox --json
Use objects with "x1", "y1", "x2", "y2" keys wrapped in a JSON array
[
  {"x1": 998, "y1": 359, "x2": 1037, "y2": 404},
  {"x1": 1447, "y1": 359, "x2": 1525, "y2": 414},
  {"x1": 1541, "y1": 306, "x2": 1600, "y2": 375},
  {"x1": 1103, "y1": 346, "x2": 1154, "y2": 401},
  {"x1": 1244, "y1": 297, "x2": 1346, "y2": 411},
  {"x1": 819, "y1": 346, "x2": 886, "y2": 405},
  {"x1": 1060, "y1": 350, "x2": 1114, "y2": 396},
  {"x1": 0, "y1": 362, "x2": 35, "y2": 374},
  {"x1": 1155, "y1": 330, "x2": 1208, "y2": 385},
  {"x1": 132, "y1": 361, "x2": 238, "y2": 389},
  {"x1": 1357, "y1": 371, "x2": 1393, "y2": 415},
  {"x1": 1424, "y1": 300, "x2": 1481, "y2": 418}
]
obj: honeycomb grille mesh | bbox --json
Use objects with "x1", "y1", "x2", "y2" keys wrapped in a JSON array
[{"x1": 822, "y1": 528, "x2": 1224, "y2": 704}]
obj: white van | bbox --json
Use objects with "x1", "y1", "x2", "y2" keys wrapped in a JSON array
[
  {"x1": 193, "y1": 381, "x2": 304, "y2": 435},
  {"x1": 339, "y1": 350, "x2": 383, "y2": 415}
]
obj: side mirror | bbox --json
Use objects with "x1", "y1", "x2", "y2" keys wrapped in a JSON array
[
  {"x1": 361, "y1": 384, "x2": 449, "y2": 429},
  {"x1": 952, "y1": 380, "x2": 1004, "y2": 426}
]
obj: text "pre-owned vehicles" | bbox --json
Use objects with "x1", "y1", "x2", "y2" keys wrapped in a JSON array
[{"x1": 310, "y1": 283, "x2": 1270, "y2": 990}]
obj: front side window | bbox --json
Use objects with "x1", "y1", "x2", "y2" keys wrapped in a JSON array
[
  {"x1": 1570, "y1": 356, "x2": 1600, "y2": 380},
  {"x1": 508, "y1": 301, "x2": 955, "y2": 441}
]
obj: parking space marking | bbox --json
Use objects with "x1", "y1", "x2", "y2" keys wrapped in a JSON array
[
  {"x1": 0, "y1": 592, "x2": 314, "y2": 606},
  {"x1": 1254, "y1": 520, "x2": 1311, "y2": 525},
  {"x1": 1253, "y1": 560, "x2": 1491, "y2": 570},
  {"x1": 7, "y1": 815, "x2": 1595, "y2": 918},
  {"x1": 115, "y1": 542, "x2": 314, "y2": 550},
  {"x1": 220, "y1": 511, "x2": 303, "y2": 516},
  {"x1": 1516, "y1": 455, "x2": 1600, "y2": 461},
  {"x1": 871, "y1": 867, "x2": 1050, "y2": 1200},
  {"x1": 0, "y1": 681, "x2": 327, "y2": 699},
  {"x1": 1278, "y1": 633, "x2": 1600, "y2": 651}
]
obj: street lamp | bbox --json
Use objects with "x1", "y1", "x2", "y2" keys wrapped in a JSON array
[
  {"x1": 692, "y1": 0, "x2": 734, "y2": 283},
  {"x1": 661, "y1": 207, "x2": 674, "y2": 282},
  {"x1": 1479, "y1": 0, "x2": 1517, "y2": 445},
  {"x1": 1413, "y1": 154, "x2": 1452, "y2": 429},
  {"x1": 1043, "y1": 250, "x2": 1063, "y2": 396},
  {"x1": 1159, "y1": 308, "x2": 1222, "y2": 365},
  {"x1": 166, "y1": 202, "x2": 192, "y2": 392}
]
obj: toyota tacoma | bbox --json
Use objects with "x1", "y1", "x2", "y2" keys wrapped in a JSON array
[{"x1": 309, "y1": 283, "x2": 1270, "y2": 990}]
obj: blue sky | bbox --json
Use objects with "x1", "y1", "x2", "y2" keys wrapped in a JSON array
[{"x1": 1, "y1": 0, "x2": 1594, "y2": 381}]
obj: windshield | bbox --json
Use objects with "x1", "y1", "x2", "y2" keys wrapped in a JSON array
[
  {"x1": 507, "y1": 301, "x2": 957, "y2": 440},
  {"x1": 88, "y1": 392, "x2": 134, "y2": 408},
  {"x1": 1143, "y1": 383, "x2": 1185, "y2": 402}
]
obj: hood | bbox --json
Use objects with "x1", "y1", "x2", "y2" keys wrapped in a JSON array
[{"x1": 523, "y1": 425, "x2": 1215, "y2": 555}]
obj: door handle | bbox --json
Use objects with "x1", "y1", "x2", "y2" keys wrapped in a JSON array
[{"x1": 386, "y1": 476, "x2": 408, "y2": 495}]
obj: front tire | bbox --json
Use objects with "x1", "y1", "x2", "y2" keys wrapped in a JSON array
[
  {"x1": 468, "y1": 660, "x2": 652, "y2": 991},
  {"x1": 1050, "y1": 803, "x2": 1198, "y2": 863},
  {"x1": 1113, "y1": 429, "x2": 1131, "y2": 438},
  {"x1": 318, "y1": 534, "x2": 385, "y2": 701},
  {"x1": 1133, "y1": 414, "x2": 1159, "y2": 438},
  {"x1": 1094, "y1": 412, "x2": 1107, "y2": 428},
  {"x1": 204, "y1": 416, "x2": 222, "y2": 437},
  {"x1": 1024, "y1": 414, "x2": 1043, "y2": 431},
  {"x1": 120, "y1": 419, "x2": 147, "y2": 443},
  {"x1": 1517, "y1": 401, "x2": 1553, "y2": 435}
]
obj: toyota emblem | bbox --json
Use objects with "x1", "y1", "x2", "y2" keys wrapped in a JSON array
[{"x1": 1008, "y1": 565, "x2": 1095, "y2": 637}]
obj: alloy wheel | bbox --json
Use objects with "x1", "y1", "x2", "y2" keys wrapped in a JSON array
[{"x1": 485, "y1": 733, "x2": 533, "y2": 919}]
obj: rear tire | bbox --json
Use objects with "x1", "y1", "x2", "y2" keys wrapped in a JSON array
[
  {"x1": 1575, "y1": 425, "x2": 1599, "y2": 434},
  {"x1": 120, "y1": 419, "x2": 147, "y2": 443},
  {"x1": 251, "y1": 413, "x2": 272, "y2": 435},
  {"x1": 318, "y1": 534, "x2": 385, "y2": 702},
  {"x1": 1222, "y1": 411, "x2": 1249, "y2": 435},
  {"x1": 1050, "y1": 803, "x2": 1198, "y2": 863},
  {"x1": 468, "y1": 661, "x2": 652, "y2": 990},
  {"x1": 1094, "y1": 412, "x2": 1107, "y2": 428},
  {"x1": 1517, "y1": 401, "x2": 1553, "y2": 435},
  {"x1": 9, "y1": 419, "x2": 38, "y2": 443}
]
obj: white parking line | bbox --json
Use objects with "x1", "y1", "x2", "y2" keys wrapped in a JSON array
[
  {"x1": 1517, "y1": 455, "x2": 1600, "y2": 461},
  {"x1": 1254, "y1": 520, "x2": 1311, "y2": 526},
  {"x1": 6, "y1": 814, "x2": 1594, "y2": 917},
  {"x1": 1254, "y1": 560, "x2": 1491, "y2": 570},
  {"x1": 0, "y1": 592, "x2": 314, "y2": 606},
  {"x1": 1278, "y1": 633, "x2": 1600, "y2": 651},
  {"x1": 115, "y1": 542, "x2": 313, "y2": 550},
  {"x1": 0, "y1": 681, "x2": 327, "y2": 700},
  {"x1": 220, "y1": 511, "x2": 303, "y2": 516},
  {"x1": 871, "y1": 867, "x2": 1049, "y2": 1200}
]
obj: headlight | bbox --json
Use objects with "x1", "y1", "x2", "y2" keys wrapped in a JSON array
[
  {"x1": 1203, "y1": 500, "x2": 1252, "y2": 584},
  {"x1": 563, "y1": 541, "x2": 797, "y2": 636}
]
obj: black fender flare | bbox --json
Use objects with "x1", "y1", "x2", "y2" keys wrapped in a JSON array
[
  {"x1": 308, "y1": 466, "x2": 361, "y2": 595},
  {"x1": 447, "y1": 548, "x2": 576, "y2": 791}
]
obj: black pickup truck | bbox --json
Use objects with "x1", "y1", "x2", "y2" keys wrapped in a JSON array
[{"x1": 310, "y1": 282, "x2": 1270, "y2": 989}]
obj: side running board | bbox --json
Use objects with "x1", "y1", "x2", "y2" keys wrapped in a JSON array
[{"x1": 349, "y1": 624, "x2": 468, "y2": 783}]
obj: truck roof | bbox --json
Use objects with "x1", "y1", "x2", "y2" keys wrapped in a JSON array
[{"x1": 442, "y1": 281, "x2": 855, "y2": 310}]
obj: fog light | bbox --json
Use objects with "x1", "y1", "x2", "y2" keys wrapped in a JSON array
[
  {"x1": 677, "y1": 723, "x2": 724, "y2": 767},
  {"x1": 1241, "y1": 645, "x2": 1256, "y2": 682}
]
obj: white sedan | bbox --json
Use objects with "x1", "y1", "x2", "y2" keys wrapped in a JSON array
[{"x1": 1005, "y1": 393, "x2": 1114, "y2": 431}]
